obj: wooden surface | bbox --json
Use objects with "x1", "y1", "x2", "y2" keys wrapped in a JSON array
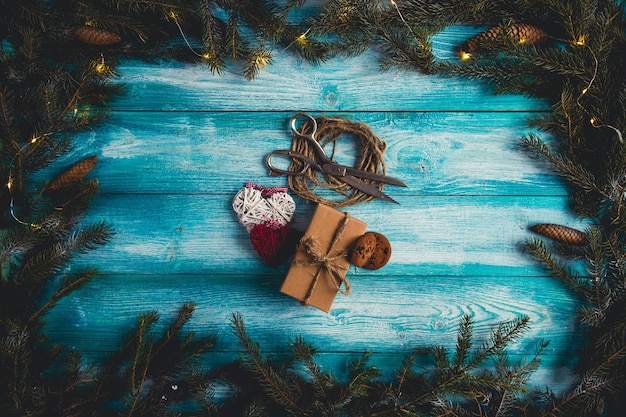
[{"x1": 43, "y1": 26, "x2": 583, "y2": 393}]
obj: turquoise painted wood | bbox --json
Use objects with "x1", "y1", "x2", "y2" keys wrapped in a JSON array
[{"x1": 42, "y1": 24, "x2": 583, "y2": 396}]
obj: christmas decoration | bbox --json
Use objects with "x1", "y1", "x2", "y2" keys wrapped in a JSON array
[
  {"x1": 232, "y1": 183, "x2": 295, "y2": 232},
  {"x1": 72, "y1": 26, "x2": 122, "y2": 45},
  {"x1": 459, "y1": 23, "x2": 547, "y2": 57},
  {"x1": 280, "y1": 203, "x2": 367, "y2": 313},
  {"x1": 1, "y1": 0, "x2": 625, "y2": 416},
  {"x1": 232, "y1": 183, "x2": 298, "y2": 267},
  {"x1": 46, "y1": 155, "x2": 99, "y2": 192},
  {"x1": 228, "y1": 311, "x2": 544, "y2": 417},
  {"x1": 529, "y1": 223, "x2": 588, "y2": 246},
  {"x1": 249, "y1": 223, "x2": 300, "y2": 267}
]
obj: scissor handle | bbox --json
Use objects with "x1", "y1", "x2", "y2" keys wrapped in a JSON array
[
  {"x1": 289, "y1": 112, "x2": 329, "y2": 161},
  {"x1": 266, "y1": 150, "x2": 316, "y2": 176}
]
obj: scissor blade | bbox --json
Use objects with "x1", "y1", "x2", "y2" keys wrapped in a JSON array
[
  {"x1": 322, "y1": 164, "x2": 407, "y2": 187},
  {"x1": 342, "y1": 167, "x2": 408, "y2": 187},
  {"x1": 340, "y1": 175, "x2": 400, "y2": 205}
]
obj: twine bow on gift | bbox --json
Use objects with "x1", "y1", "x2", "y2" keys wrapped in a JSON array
[{"x1": 296, "y1": 213, "x2": 352, "y2": 306}]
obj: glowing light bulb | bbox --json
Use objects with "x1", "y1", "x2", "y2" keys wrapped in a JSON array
[
  {"x1": 460, "y1": 51, "x2": 472, "y2": 61},
  {"x1": 519, "y1": 36, "x2": 526, "y2": 44},
  {"x1": 254, "y1": 54, "x2": 270, "y2": 68},
  {"x1": 574, "y1": 35, "x2": 587, "y2": 46},
  {"x1": 590, "y1": 117, "x2": 597, "y2": 126},
  {"x1": 95, "y1": 63, "x2": 106, "y2": 73},
  {"x1": 296, "y1": 33, "x2": 307, "y2": 46},
  {"x1": 202, "y1": 53, "x2": 211, "y2": 60},
  {"x1": 31, "y1": 136, "x2": 38, "y2": 144},
  {"x1": 6, "y1": 180, "x2": 12, "y2": 190},
  {"x1": 581, "y1": 88, "x2": 588, "y2": 95}
]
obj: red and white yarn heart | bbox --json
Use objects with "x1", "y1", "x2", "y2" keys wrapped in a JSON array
[{"x1": 232, "y1": 183, "x2": 296, "y2": 232}]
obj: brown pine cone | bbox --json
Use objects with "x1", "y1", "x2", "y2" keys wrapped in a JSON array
[
  {"x1": 47, "y1": 156, "x2": 98, "y2": 191},
  {"x1": 461, "y1": 23, "x2": 547, "y2": 54},
  {"x1": 73, "y1": 26, "x2": 121, "y2": 45},
  {"x1": 529, "y1": 223, "x2": 588, "y2": 246}
]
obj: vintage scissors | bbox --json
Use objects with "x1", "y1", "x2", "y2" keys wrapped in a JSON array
[{"x1": 266, "y1": 112, "x2": 407, "y2": 204}]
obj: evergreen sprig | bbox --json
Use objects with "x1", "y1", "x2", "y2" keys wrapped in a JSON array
[
  {"x1": 228, "y1": 313, "x2": 546, "y2": 417},
  {"x1": 2, "y1": 1, "x2": 626, "y2": 416}
]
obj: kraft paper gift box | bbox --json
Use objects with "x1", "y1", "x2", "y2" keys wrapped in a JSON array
[{"x1": 280, "y1": 203, "x2": 367, "y2": 313}]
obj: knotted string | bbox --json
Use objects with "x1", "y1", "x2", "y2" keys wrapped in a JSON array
[{"x1": 296, "y1": 212, "x2": 352, "y2": 306}]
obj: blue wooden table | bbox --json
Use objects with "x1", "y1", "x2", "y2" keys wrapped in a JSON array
[{"x1": 43, "y1": 26, "x2": 583, "y2": 394}]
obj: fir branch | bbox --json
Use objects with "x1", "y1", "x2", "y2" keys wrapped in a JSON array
[
  {"x1": 200, "y1": 0, "x2": 225, "y2": 75},
  {"x1": 14, "y1": 220, "x2": 112, "y2": 291},
  {"x1": 524, "y1": 238, "x2": 588, "y2": 295},
  {"x1": 335, "y1": 351, "x2": 379, "y2": 408},
  {"x1": 453, "y1": 314, "x2": 473, "y2": 371},
  {"x1": 580, "y1": 226, "x2": 612, "y2": 327},
  {"x1": 520, "y1": 133, "x2": 600, "y2": 195},
  {"x1": 401, "y1": 315, "x2": 532, "y2": 410},
  {"x1": 394, "y1": 347, "x2": 430, "y2": 399},
  {"x1": 231, "y1": 313, "x2": 309, "y2": 416},
  {"x1": 291, "y1": 335, "x2": 335, "y2": 412},
  {"x1": 26, "y1": 269, "x2": 97, "y2": 326}
]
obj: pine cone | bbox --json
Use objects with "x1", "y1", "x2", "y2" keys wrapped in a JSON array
[
  {"x1": 461, "y1": 23, "x2": 547, "y2": 53},
  {"x1": 47, "y1": 155, "x2": 98, "y2": 191},
  {"x1": 529, "y1": 223, "x2": 588, "y2": 246},
  {"x1": 73, "y1": 26, "x2": 121, "y2": 45}
]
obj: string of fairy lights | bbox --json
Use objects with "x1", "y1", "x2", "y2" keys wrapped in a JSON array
[
  {"x1": 6, "y1": 133, "x2": 52, "y2": 229},
  {"x1": 5, "y1": 56, "x2": 110, "y2": 229},
  {"x1": 455, "y1": 31, "x2": 622, "y2": 142},
  {"x1": 169, "y1": 9, "x2": 307, "y2": 71},
  {"x1": 5, "y1": 3, "x2": 624, "y2": 229}
]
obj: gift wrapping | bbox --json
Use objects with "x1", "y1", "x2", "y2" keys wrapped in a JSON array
[{"x1": 280, "y1": 203, "x2": 367, "y2": 312}]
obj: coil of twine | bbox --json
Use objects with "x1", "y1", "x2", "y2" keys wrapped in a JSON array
[{"x1": 287, "y1": 116, "x2": 388, "y2": 208}]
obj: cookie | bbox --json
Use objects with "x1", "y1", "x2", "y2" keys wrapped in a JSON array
[
  {"x1": 350, "y1": 232, "x2": 376, "y2": 267},
  {"x1": 350, "y1": 232, "x2": 392, "y2": 270}
]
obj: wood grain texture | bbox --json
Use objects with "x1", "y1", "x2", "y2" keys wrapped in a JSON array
[
  {"x1": 43, "y1": 111, "x2": 565, "y2": 196},
  {"x1": 70, "y1": 194, "x2": 584, "y2": 277},
  {"x1": 44, "y1": 272, "x2": 581, "y2": 393},
  {"x1": 112, "y1": 55, "x2": 549, "y2": 112},
  {"x1": 40, "y1": 21, "x2": 584, "y2": 395},
  {"x1": 44, "y1": 273, "x2": 580, "y2": 360}
]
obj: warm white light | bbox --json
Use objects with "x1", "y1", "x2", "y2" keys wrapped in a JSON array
[{"x1": 574, "y1": 35, "x2": 587, "y2": 46}]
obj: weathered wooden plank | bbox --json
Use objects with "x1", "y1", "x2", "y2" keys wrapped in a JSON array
[
  {"x1": 44, "y1": 274, "x2": 579, "y2": 354},
  {"x1": 111, "y1": 58, "x2": 547, "y2": 112},
  {"x1": 110, "y1": 26, "x2": 548, "y2": 112},
  {"x1": 45, "y1": 111, "x2": 566, "y2": 196},
  {"x1": 70, "y1": 193, "x2": 583, "y2": 277},
  {"x1": 44, "y1": 272, "x2": 580, "y2": 395}
]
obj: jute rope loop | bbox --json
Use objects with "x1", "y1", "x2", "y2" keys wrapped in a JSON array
[{"x1": 287, "y1": 116, "x2": 388, "y2": 208}]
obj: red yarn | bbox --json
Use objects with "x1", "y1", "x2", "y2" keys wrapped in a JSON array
[{"x1": 250, "y1": 223, "x2": 299, "y2": 267}]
